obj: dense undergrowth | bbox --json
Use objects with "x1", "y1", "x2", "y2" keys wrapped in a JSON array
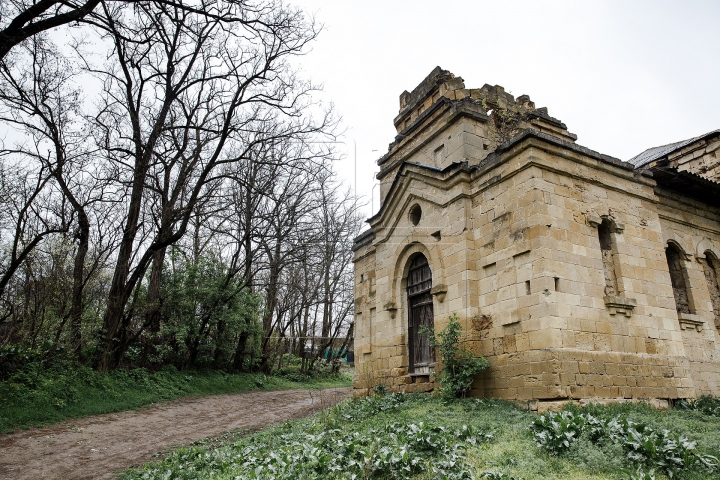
[
  {"x1": 532, "y1": 407, "x2": 718, "y2": 479},
  {"x1": 0, "y1": 359, "x2": 351, "y2": 433},
  {"x1": 122, "y1": 394, "x2": 720, "y2": 480}
]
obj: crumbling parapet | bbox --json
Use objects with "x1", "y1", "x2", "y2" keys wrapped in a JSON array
[{"x1": 391, "y1": 67, "x2": 577, "y2": 147}]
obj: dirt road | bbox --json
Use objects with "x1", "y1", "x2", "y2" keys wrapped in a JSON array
[{"x1": 0, "y1": 387, "x2": 351, "y2": 480}]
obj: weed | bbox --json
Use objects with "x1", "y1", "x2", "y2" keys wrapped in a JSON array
[
  {"x1": 420, "y1": 314, "x2": 489, "y2": 400},
  {"x1": 675, "y1": 396, "x2": 720, "y2": 417},
  {"x1": 120, "y1": 395, "x2": 720, "y2": 480},
  {"x1": 533, "y1": 408, "x2": 719, "y2": 478},
  {"x1": 122, "y1": 394, "x2": 493, "y2": 480}
]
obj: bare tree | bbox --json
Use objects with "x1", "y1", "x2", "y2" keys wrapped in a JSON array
[
  {"x1": 84, "y1": 1, "x2": 328, "y2": 370},
  {"x1": 0, "y1": 0, "x2": 103, "y2": 60},
  {"x1": 0, "y1": 1, "x2": 360, "y2": 377},
  {"x1": 0, "y1": 0, "x2": 275, "y2": 61},
  {"x1": 304, "y1": 177, "x2": 360, "y2": 372}
]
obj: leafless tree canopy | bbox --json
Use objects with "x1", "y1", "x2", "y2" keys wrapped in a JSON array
[{"x1": 0, "y1": 0, "x2": 361, "y2": 374}]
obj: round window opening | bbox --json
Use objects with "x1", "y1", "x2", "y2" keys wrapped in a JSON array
[{"x1": 409, "y1": 204, "x2": 422, "y2": 226}]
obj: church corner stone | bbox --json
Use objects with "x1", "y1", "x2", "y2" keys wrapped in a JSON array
[{"x1": 353, "y1": 67, "x2": 720, "y2": 407}]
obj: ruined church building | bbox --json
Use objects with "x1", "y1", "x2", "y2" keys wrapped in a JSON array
[{"x1": 353, "y1": 67, "x2": 720, "y2": 409}]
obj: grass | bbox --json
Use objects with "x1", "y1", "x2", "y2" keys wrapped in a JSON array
[
  {"x1": 0, "y1": 362, "x2": 352, "y2": 433},
  {"x1": 121, "y1": 394, "x2": 720, "y2": 480}
]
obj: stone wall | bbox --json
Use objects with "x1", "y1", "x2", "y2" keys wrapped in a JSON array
[
  {"x1": 355, "y1": 131, "x2": 716, "y2": 403},
  {"x1": 463, "y1": 137, "x2": 694, "y2": 403},
  {"x1": 655, "y1": 190, "x2": 720, "y2": 395},
  {"x1": 670, "y1": 133, "x2": 720, "y2": 183},
  {"x1": 355, "y1": 69, "x2": 720, "y2": 405}
]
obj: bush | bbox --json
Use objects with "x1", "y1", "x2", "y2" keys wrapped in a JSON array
[
  {"x1": 0, "y1": 342, "x2": 70, "y2": 381},
  {"x1": 421, "y1": 314, "x2": 489, "y2": 400}
]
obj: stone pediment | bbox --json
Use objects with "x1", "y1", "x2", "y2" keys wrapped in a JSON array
[{"x1": 367, "y1": 161, "x2": 471, "y2": 240}]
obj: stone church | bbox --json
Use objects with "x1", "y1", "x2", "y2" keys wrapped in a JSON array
[{"x1": 352, "y1": 67, "x2": 720, "y2": 409}]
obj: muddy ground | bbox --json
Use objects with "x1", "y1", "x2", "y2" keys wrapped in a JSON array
[{"x1": 0, "y1": 387, "x2": 351, "y2": 480}]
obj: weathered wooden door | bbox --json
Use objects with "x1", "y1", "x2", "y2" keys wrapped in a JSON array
[{"x1": 407, "y1": 254, "x2": 434, "y2": 373}]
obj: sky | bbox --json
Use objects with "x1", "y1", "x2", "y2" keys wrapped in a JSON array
[{"x1": 295, "y1": 0, "x2": 720, "y2": 220}]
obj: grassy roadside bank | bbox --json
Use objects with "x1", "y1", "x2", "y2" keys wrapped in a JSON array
[
  {"x1": 121, "y1": 393, "x2": 720, "y2": 480},
  {"x1": 0, "y1": 363, "x2": 352, "y2": 433}
]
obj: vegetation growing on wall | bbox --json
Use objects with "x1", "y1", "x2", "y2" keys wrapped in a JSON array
[{"x1": 421, "y1": 314, "x2": 489, "y2": 400}]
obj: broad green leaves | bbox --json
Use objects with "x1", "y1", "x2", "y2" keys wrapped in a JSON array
[{"x1": 532, "y1": 409, "x2": 719, "y2": 478}]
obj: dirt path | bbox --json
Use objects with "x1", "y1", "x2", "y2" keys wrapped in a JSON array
[{"x1": 0, "y1": 387, "x2": 351, "y2": 480}]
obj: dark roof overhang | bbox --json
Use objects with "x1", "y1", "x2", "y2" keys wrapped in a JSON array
[{"x1": 649, "y1": 167, "x2": 720, "y2": 207}]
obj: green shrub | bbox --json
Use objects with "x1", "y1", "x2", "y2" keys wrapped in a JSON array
[
  {"x1": 532, "y1": 408, "x2": 719, "y2": 478},
  {"x1": 675, "y1": 395, "x2": 720, "y2": 417},
  {"x1": 421, "y1": 313, "x2": 489, "y2": 400},
  {"x1": 0, "y1": 342, "x2": 70, "y2": 381}
]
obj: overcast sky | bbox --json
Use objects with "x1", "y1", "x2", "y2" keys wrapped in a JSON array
[{"x1": 296, "y1": 0, "x2": 720, "y2": 219}]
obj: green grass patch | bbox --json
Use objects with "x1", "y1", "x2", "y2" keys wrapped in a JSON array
[
  {"x1": 0, "y1": 362, "x2": 351, "y2": 433},
  {"x1": 121, "y1": 395, "x2": 720, "y2": 480}
]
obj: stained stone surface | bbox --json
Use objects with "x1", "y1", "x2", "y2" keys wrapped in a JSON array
[{"x1": 353, "y1": 68, "x2": 720, "y2": 406}]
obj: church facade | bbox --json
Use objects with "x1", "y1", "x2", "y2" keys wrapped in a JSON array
[{"x1": 352, "y1": 67, "x2": 720, "y2": 409}]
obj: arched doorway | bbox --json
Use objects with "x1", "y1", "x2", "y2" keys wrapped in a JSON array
[{"x1": 407, "y1": 254, "x2": 435, "y2": 373}]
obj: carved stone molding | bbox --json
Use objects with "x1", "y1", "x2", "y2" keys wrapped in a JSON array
[
  {"x1": 586, "y1": 213, "x2": 624, "y2": 233},
  {"x1": 431, "y1": 284, "x2": 448, "y2": 302},
  {"x1": 604, "y1": 296, "x2": 637, "y2": 317},
  {"x1": 586, "y1": 213, "x2": 602, "y2": 228},
  {"x1": 384, "y1": 301, "x2": 398, "y2": 319},
  {"x1": 678, "y1": 312, "x2": 704, "y2": 332}
]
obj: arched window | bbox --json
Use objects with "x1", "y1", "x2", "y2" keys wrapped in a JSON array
[
  {"x1": 406, "y1": 254, "x2": 434, "y2": 373},
  {"x1": 701, "y1": 251, "x2": 720, "y2": 324},
  {"x1": 665, "y1": 243, "x2": 692, "y2": 314},
  {"x1": 598, "y1": 219, "x2": 619, "y2": 296}
]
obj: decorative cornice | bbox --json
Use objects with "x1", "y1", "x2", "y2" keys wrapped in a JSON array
[
  {"x1": 604, "y1": 296, "x2": 637, "y2": 317},
  {"x1": 678, "y1": 313, "x2": 704, "y2": 332}
]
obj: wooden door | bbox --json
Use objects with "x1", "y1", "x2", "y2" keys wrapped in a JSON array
[{"x1": 407, "y1": 254, "x2": 434, "y2": 373}]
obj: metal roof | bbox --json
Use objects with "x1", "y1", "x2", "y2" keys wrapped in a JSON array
[{"x1": 627, "y1": 129, "x2": 720, "y2": 168}]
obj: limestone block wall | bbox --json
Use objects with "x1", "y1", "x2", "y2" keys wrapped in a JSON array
[
  {"x1": 356, "y1": 131, "x2": 720, "y2": 403},
  {"x1": 655, "y1": 190, "x2": 720, "y2": 395},
  {"x1": 378, "y1": 106, "x2": 492, "y2": 205},
  {"x1": 463, "y1": 141, "x2": 694, "y2": 402},
  {"x1": 670, "y1": 133, "x2": 720, "y2": 183},
  {"x1": 354, "y1": 167, "x2": 477, "y2": 394}
]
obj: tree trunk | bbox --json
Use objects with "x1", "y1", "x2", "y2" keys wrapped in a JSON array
[{"x1": 145, "y1": 247, "x2": 167, "y2": 334}]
